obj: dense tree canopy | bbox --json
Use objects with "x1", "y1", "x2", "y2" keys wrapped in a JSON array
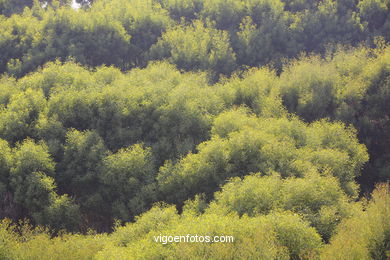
[
  {"x1": 149, "y1": 20, "x2": 237, "y2": 76},
  {"x1": 0, "y1": 0, "x2": 71, "y2": 16},
  {"x1": 0, "y1": 0, "x2": 389, "y2": 259},
  {"x1": 0, "y1": 0, "x2": 388, "y2": 77}
]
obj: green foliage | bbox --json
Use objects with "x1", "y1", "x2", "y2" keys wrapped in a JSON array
[
  {"x1": 208, "y1": 174, "x2": 284, "y2": 216},
  {"x1": 0, "y1": 0, "x2": 388, "y2": 77},
  {"x1": 100, "y1": 144, "x2": 156, "y2": 220},
  {"x1": 0, "y1": 219, "x2": 18, "y2": 260},
  {"x1": 208, "y1": 172, "x2": 354, "y2": 240},
  {"x1": 0, "y1": 0, "x2": 71, "y2": 16},
  {"x1": 9, "y1": 139, "x2": 55, "y2": 214},
  {"x1": 96, "y1": 204, "x2": 321, "y2": 260},
  {"x1": 267, "y1": 212, "x2": 322, "y2": 259},
  {"x1": 40, "y1": 8, "x2": 132, "y2": 68},
  {"x1": 12, "y1": 233, "x2": 107, "y2": 260},
  {"x1": 92, "y1": 0, "x2": 172, "y2": 47},
  {"x1": 0, "y1": 77, "x2": 17, "y2": 107},
  {"x1": 109, "y1": 204, "x2": 180, "y2": 246},
  {"x1": 0, "y1": 2, "x2": 388, "y2": 256},
  {"x1": 149, "y1": 20, "x2": 237, "y2": 76},
  {"x1": 0, "y1": 12, "x2": 41, "y2": 75},
  {"x1": 279, "y1": 55, "x2": 339, "y2": 121},
  {"x1": 8, "y1": 184, "x2": 384, "y2": 259},
  {"x1": 0, "y1": 139, "x2": 81, "y2": 231},
  {"x1": 58, "y1": 129, "x2": 107, "y2": 216},
  {"x1": 321, "y1": 183, "x2": 390, "y2": 260},
  {"x1": 0, "y1": 219, "x2": 107, "y2": 260},
  {"x1": 0, "y1": 140, "x2": 13, "y2": 220},
  {"x1": 200, "y1": 0, "x2": 246, "y2": 30},
  {"x1": 35, "y1": 61, "x2": 226, "y2": 166},
  {"x1": 216, "y1": 68, "x2": 286, "y2": 116},
  {"x1": 281, "y1": 0, "x2": 319, "y2": 12},
  {"x1": 291, "y1": 0, "x2": 364, "y2": 53},
  {"x1": 0, "y1": 139, "x2": 11, "y2": 193},
  {"x1": 157, "y1": 0, "x2": 204, "y2": 21},
  {"x1": 0, "y1": 88, "x2": 46, "y2": 143},
  {"x1": 0, "y1": 203, "x2": 322, "y2": 259},
  {"x1": 158, "y1": 111, "x2": 368, "y2": 203},
  {"x1": 280, "y1": 45, "x2": 390, "y2": 190},
  {"x1": 38, "y1": 194, "x2": 81, "y2": 232},
  {"x1": 0, "y1": 0, "x2": 172, "y2": 76},
  {"x1": 0, "y1": 0, "x2": 34, "y2": 16},
  {"x1": 234, "y1": 1, "x2": 296, "y2": 67},
  {"x1": 358, "y1": 0, "x2": 390, "y2": 40}
]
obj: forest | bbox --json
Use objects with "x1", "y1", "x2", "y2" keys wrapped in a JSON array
[{"x1": 0, "y1": 0, "x2": 389, "y2": 259}]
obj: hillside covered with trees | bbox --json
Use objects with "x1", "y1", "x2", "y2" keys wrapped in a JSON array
[{"x1": 0, "y1": 0, "x2": 389, "y2": 259}]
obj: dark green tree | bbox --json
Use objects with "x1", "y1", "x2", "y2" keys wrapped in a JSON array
[{"x1": 100, "y1": 144, "x2": 156, "y2": 221}]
